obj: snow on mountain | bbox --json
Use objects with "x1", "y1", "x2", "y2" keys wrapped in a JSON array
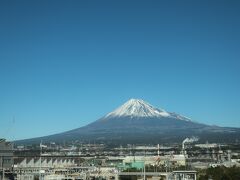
[
  {"x1": 104, "y1": 98, "x2": 191, "y2": 121},
  {"x1": 169, "y1": 112, "x2": 191, "y2": 121}
]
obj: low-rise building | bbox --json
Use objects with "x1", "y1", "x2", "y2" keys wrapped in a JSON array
[
  {"x1": 0, "y1": 139, "x2": 14, "y2": 179},
  {"x1": 121, "y1": 155, "x2": 186, "y2": 169}
]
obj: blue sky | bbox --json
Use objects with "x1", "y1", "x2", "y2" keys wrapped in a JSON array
[{"x1": 0, "y1": 0, "x2": 240, "y2": 140}]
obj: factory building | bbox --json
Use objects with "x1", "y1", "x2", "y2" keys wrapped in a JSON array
[{"x1": 121, "y1": 155, "x2": 186, "y2": 169}]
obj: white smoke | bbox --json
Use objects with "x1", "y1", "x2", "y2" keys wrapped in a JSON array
[
  {"x1": 183, "y1": 136, "x2": 199, "y2": 144},
  {"x1": 182, "y1": 136, "x2": 199, "y2": 154}
]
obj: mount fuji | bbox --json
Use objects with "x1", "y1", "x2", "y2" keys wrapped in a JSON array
[{"x1": 17, "y1": 99, "x2": 240, "y2": 144}]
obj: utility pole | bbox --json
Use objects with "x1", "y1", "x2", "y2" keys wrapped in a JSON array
[
  {"x1": 143, "y1": 161, "x2": 145, "y2": 180},
  {"x1": 2, "y1": 168, "x2": 5, "y2": 180},
  {"x1": 39, "y1": 142, "x2": 42, "y2": 180}
]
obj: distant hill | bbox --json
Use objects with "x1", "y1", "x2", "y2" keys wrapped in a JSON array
[{"x1": 16, "y1": 99, "x2": 240, "y2": 145}]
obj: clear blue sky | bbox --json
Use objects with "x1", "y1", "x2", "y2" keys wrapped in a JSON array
[{"x1": 0, "y1": 0, "x2": 240, "y2": 140}]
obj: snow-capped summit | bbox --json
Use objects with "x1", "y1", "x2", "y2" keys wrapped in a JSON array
[
  {"x1": 105, "y1": 98, "x2": 190, "y2": 121},
  {"x1": 105, "y1": 98, "x2": 170, "y2": 118}
]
